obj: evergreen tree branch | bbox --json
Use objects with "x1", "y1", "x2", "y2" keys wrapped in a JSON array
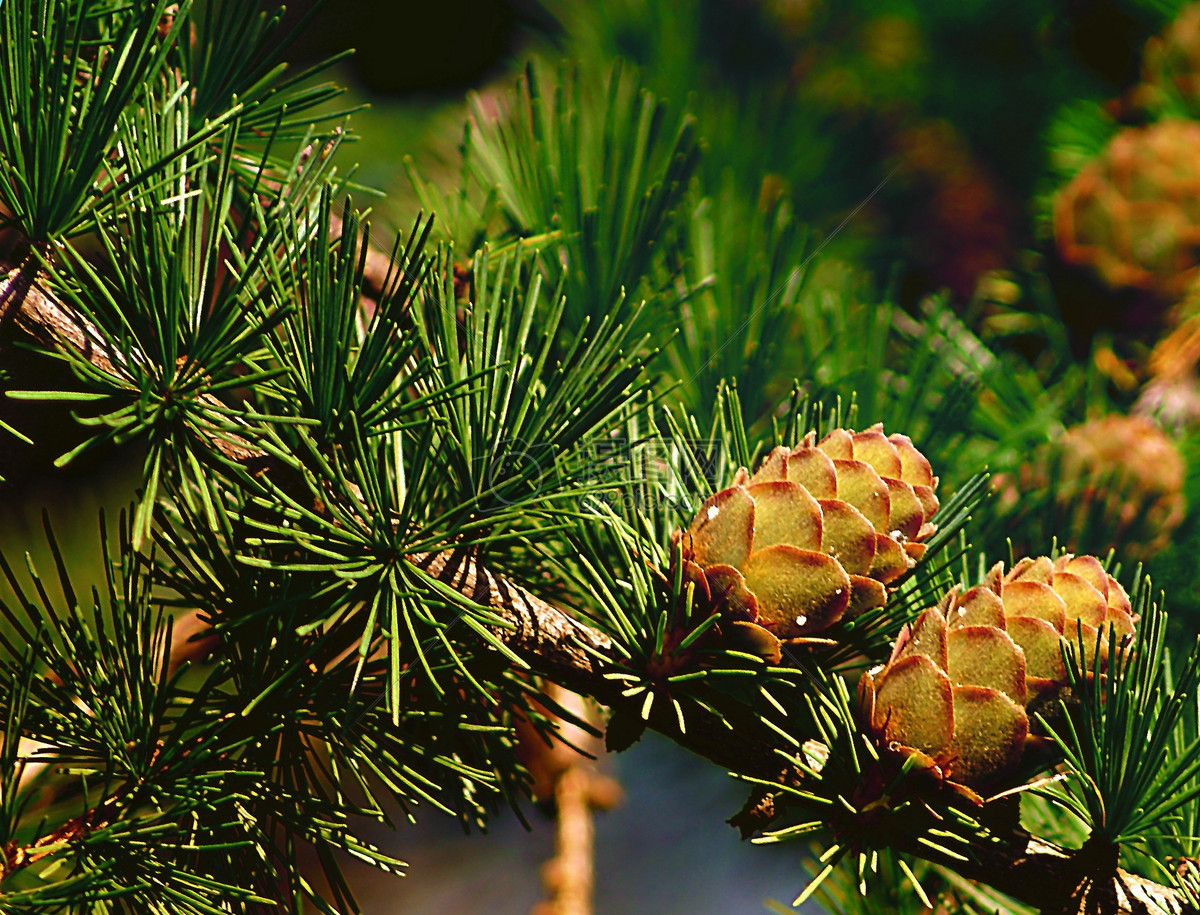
[
  {"x1": 1, "y1": 263, "x2": 1193, "y2": 915},
  {"x1": 529, "y1": 686, "x2": 618, "y2": 915},
  {"x1": 0, "y1": 257, "x2": 787, "y2": 776},
  {"x1": 535, "y1": 767, "x2": 598, "y2": 915},
  {"x1": 6, "y1": 258, "x2": 276, "y2": 469},
  {"x1": 890, "y1": 831, "x2": 1192, "y2": 915},
  {"x1": 0, "y1": 786, "x2": 128, "y2": 883}
]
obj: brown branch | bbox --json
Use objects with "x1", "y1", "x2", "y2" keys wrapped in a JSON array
[
  {"x1": 536, "y1": 767, "x2": 597, "y2": 915},
  {"x1": 896, "y1": 831, "x2": 1194, "y2": 915},
  {"x1": 410, "y1": 549, "x2": 789, "y2": 776},
  {"x1": 528, "y1": 686, "x2": 621, "y2": 915},
  {"x1": 2, "y1": 262, "x2": 1195, "y2": 915},
  {"x1": 6, "y1": 261, "x2": 267, "y2": 467},
  {"x1": 0, "y1": 783, "x2": 128, "y2": 882}
]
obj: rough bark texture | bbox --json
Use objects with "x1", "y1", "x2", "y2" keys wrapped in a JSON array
[
  {"x1": 898, "y1": 832, "x2": 1194, "y2": 915},
  {"x1": 2, "y1": 262, "x2": 1195, "y2": 915}
]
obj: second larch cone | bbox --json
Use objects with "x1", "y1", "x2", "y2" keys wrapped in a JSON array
[
  {"x1": 858, "y1": 602, "x2": 1031, "y2": 797},
  {"x1": 974, "y1": 554, "x2": 1137, "y2": 684},
  {"x1": 858, "y1": 553, "x2": 1137, "y2": 799}
]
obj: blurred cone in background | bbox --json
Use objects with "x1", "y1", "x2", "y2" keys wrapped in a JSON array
[
  {"x1": 1054, "y1": 120, "x2": 1200, "y2": 309},
  {"x1": 1137, "y1": 303, "x2": 1200, "y2": 428},
  {"x1": 994, "y1": 413, "x2": 1186, "y2": 562},
  {"x1": 1140, "y1": 3, "x2": 1200, "y2": 113}
]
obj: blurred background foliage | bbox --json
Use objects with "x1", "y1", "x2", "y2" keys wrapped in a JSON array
[
  {"x1": 10, "y1": 0, "x2": 1200, "y2": 910},
  {"x1": 271, "y1": 0, "x2": 1200, "y2": 640}
]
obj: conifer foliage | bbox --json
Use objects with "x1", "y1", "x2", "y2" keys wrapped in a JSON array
[{"x1": 0, "y1": 3, "x2": 1197, "y2": 914}]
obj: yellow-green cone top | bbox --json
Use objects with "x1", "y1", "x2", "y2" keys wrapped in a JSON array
[{"x1": 976, "y1": 554, "x2": 1136, "y2": 691}]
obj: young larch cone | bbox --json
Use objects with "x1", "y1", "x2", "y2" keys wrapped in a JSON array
[
  {"x1": 1054, "y1": 120, "x2": 1200, "y2": 300},
  {"x1": 677, "y1": 425, "x2": 939, "y2": 640},
  {"x1": 858, "y1": 603, "x2": 1030, "y2": 795},
  {"x1": 1058, "y1": 415, "x2": 1186, "y2": 559},
  {"x1": 858, "y1": 554, "x2": 1136, "y2": 798},
  {"x1": 975, "y1": 554, "x2": 1137, "y2": 687},
  {"x1": 997, "y1": 414, "x2": 1186, "y2": 560},
  {"x1": 1142, "y1": 3, "x2": 1200, "y2": 111}
]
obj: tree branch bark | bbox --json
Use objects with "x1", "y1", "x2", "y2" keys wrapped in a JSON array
[
  {"x1": 898, "y1": 831, "x2": 1194, "y2": 915},
  {"x1": 2, "y1": 262, "x2": 1194, "y2": 915}
]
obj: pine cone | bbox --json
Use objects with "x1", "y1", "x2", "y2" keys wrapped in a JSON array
[
  {"x1": 677, "y1": 425, "x2": 939, "y2": 640},
  {"x1": 858, "y1": 554, "x2": 1136, "y2": 796},
  {"x1": 1060, "y1": 415, "x2": 1186, "y2": 558},
  {"x1": 1143, "y1": 4, "x2": 1200, "y2": 111},
  {"x1": 858, "y1": 603, "x2": 1029, "y2": 794},
  {"x1": 1054, "y1": 120, "x2": 1200, "y2": 299},
  {"x1": 995, "y1": 414, "x2": 1186, "y2": 560}
]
